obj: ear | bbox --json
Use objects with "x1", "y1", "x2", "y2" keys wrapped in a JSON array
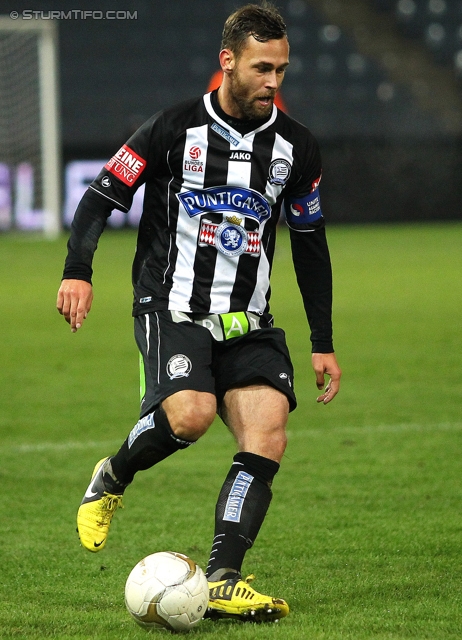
[{"x1": 219, "y1": 48, "x2": 235, "y2": 75}]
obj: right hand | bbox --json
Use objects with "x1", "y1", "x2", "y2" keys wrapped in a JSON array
[{"x1": 56, "y1": 279, "x2": 93, "y2": 333}]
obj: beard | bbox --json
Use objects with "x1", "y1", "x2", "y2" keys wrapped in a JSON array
[{"x1": 228, "y1": 69, "x2": 276, "y2": 120}]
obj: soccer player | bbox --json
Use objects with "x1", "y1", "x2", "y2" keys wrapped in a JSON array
[{"x1": 57, "y1": 1, "x2": 341, "y2": 623}]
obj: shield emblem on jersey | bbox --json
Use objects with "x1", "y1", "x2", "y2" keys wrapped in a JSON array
[
  {"x1": 215, "y1": 222, "x2": 248, "y2": 257},
  {"x1": 268, "y1": 158, "x2": 291, "y2": 185}
]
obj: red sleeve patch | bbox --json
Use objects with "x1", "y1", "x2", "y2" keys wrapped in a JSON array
[
  {"x1": 311, "y1": 172, "x2": 322, "y2": 193},
  {"x1": 105, "y1": 144, "x2": 147, "y2": 186}
]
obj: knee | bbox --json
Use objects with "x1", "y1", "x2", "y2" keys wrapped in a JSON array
[
  {"x1": 163, "y1": 391, "x2": 216, "y2": 441},
  {"x1": 174, "y1": 405, "x2": 215, "y2": 440},
  {"x1": 266, "y1": 429, "x2": 288, "y2": 462},
  {"x1": 246, "y1": 426, "x2": 288, "y2": 463}
]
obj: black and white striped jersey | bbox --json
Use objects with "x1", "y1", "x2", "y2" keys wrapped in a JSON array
[{"x1": 64, "y1": 90, "x2": 334, "y2": 351}]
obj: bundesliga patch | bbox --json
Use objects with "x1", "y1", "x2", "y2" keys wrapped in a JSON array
[
  {"x1": 184, "y1": 145, "x2": 204, "y2": 173},
  {"x1": 285, "y1": 188, "x2": 323, "y2": 224},
  {"x1": 198, "y1": 217, "x2": 260, "y2": 257},
  {"x1": 105, "y1": 144, "x2": 146, "y2": 186}
]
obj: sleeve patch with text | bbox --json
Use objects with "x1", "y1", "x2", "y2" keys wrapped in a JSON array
[
  {"x1": 285, "y1": 188, "x2": 323, "y2": 224},
  {"x1": 105, "y1": 144, "x2": 146, "y2": 186}
]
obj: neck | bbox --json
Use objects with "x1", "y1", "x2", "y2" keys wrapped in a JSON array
[{"x1": 217, "y1": 84, "x2": 242, "y2": 120}]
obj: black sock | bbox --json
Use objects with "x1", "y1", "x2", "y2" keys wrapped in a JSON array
[
  {"x1": 206, "y1": 452, "x2": 280, "y2": 580},
  {"x1": 110, "y1": 407, "x2": 195, "y2": 485}
]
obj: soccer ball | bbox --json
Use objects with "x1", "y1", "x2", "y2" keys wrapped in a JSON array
[{"x1": 124, "y1": 551, "x2": 209, "y2": 632}]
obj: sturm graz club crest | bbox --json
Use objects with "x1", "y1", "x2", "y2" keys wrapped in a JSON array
[
  {"x1": 166, "y1": 354, "x2": 192, "y2": 379},
  {"x1": 215, "y1": 216, "x2": 248, "y2": 257},
  {"x1": 268, "y1": 158, "x2": 291, "y2": 185}
]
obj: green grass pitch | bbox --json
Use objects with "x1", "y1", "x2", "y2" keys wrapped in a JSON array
[{"x1": 0, "y1": 222, "x2": 461, "y2": 639}]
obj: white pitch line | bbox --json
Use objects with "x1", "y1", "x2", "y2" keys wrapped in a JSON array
[
  {"x1": 286, "y1": 422, "x2": 462, "y2": 438},
  {"x1": 2, "y1": 422, "x2": 461, "y2": 455},
  {"x1": 1, "y1": 439, "x2": 122, "y2": 454}
]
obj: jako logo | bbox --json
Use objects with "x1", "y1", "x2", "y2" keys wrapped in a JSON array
[
  {"x1": 189, "y1": 146, "x2": 201, "y2": 160},
  {"x1": 230, "y1": 151, "x2": 251, "y2": 161}
]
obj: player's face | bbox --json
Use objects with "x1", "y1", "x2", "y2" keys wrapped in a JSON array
[{"x1": 226, "y1": 37, "x2": 289, "y2": 119}]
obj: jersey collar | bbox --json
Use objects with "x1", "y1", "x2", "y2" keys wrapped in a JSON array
[{"x1": 203, "y1": 91, "x2": 277, "y2": 139}]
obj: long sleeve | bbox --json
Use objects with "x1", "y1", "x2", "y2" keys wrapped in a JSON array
[
  {"x1": 62, "y1": 111, "x2": 162, "y2": 284},
  {"x1": 62, "y1": 189, "x2": 114, "y2": 283},
  {"x1": 289, "y1": 225, "x2": 334, "y2": 353}
]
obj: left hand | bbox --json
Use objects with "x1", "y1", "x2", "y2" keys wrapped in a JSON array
[{"x1": 312, "y1": 352, "x2": 342, "y2": 404}]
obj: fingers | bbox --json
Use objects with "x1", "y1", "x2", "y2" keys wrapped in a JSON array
[
  {"x1": 70, "y1": 304, "x2": 88, "y2": 333},
  {"x1": 316, "y1": 373, "x2": 325, "y2": 390},
  {"x1": 56, "y1": 286, "x2": 72, "y2": 325},
  {"x1": 56, "y1": 288, "x2": 65, "y2": 316},
  {"x1": 71, "y1": 293, "x2": 92, "y2": 332},
  {"x1": 312, "y1": 352, "x2": 342, "y2": 405},
  {"x1": 316, "y1": 376, "x2": 340, "y2": 404},
  {"x1": 57, "y1": 279, "x2": 93, "y2": 332}
]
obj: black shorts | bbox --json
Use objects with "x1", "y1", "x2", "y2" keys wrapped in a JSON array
[{"x1": 134, "y1": 311, "x2": 297, "y2": 417}]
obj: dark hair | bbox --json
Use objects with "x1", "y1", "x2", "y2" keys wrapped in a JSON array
[{"x1": 221, "y1": 2, "x2": 287, "y2": 58}]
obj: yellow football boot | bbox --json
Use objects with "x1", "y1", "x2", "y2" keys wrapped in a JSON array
[
  {"x1": 206, "y1": 574, "x2": 289, "y2": 622},
  {"x1": 77, "y1": 457, "x2": 124, "y2": 552}
]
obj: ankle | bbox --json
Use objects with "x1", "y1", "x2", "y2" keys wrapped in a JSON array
[
  {"x1": 207, "y1": 568, "x2": 240, "y2": 582},
  {"x1": 102, "y1": 458, "x2": 129, "y2": 494}
]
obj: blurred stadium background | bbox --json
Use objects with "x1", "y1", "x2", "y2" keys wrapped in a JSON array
[
  {"x1": 0, "y1": 0, "x2": 461, "y2": 232},
  {"x1": 1, "y1": 6, "x2": 462, "y2": 636}
]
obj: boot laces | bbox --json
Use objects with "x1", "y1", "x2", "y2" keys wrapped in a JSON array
[{"x1": 97, "y1": 494, "x2": 123, "y2": 525}]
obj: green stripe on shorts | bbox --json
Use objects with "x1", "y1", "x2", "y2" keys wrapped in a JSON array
[{"x1": 139, "y1": 351, "x2": 146, "y2": 402}]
